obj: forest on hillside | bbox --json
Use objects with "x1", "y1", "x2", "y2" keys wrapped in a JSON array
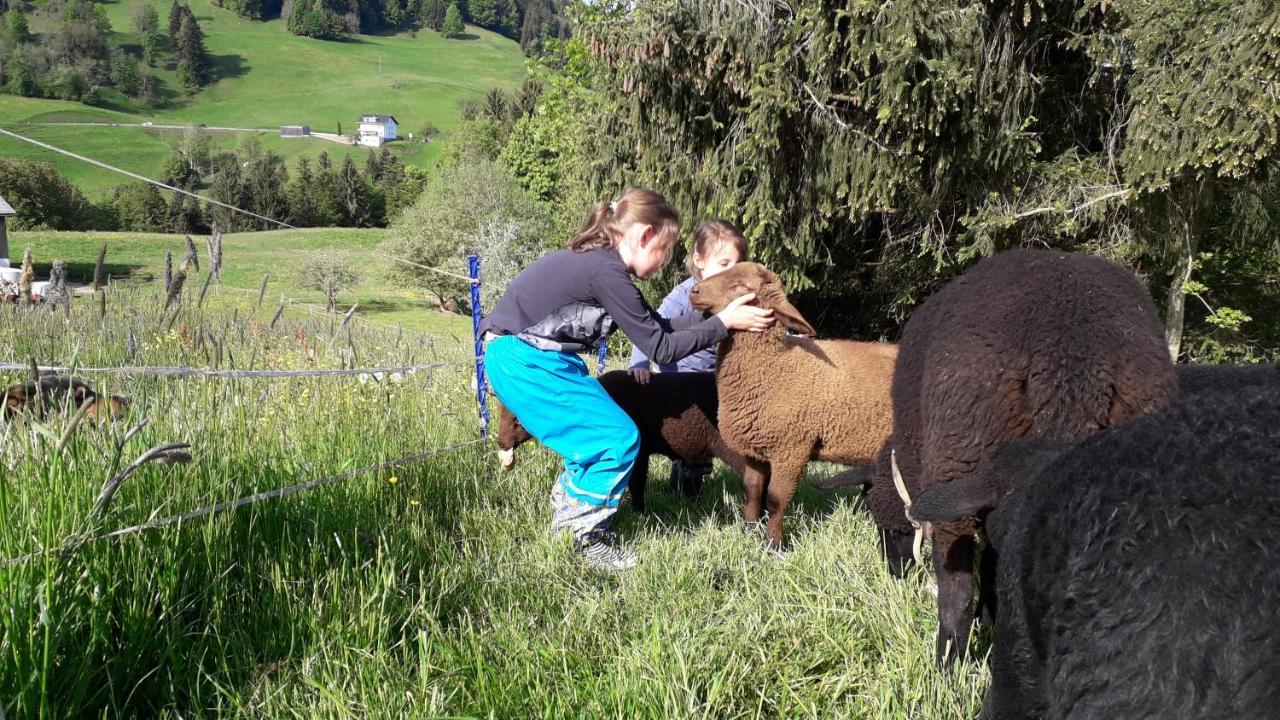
[
  {"x1": 221, "y1": 0, "x2": 565, "y2": 51},
  {"x1": 3, "y1": 0, "x2": 1277, "y2": 362},
  {"x1": 482, "y1": 0, "x2": 1280, "y2": 362}
]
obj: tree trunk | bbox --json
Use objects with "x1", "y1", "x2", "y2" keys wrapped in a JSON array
[
  {"x1": 1163, "y1": 181, "x2": 1209, "y2": 361},
  {"x1": 1164, "y1": 237, "x2": 1196, "y2": 361}
]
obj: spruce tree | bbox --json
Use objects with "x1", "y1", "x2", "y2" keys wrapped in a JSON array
[
  {"x1": 167, "y1": 0, "x2": 183, "y2": 36},
  {"x1": 337, "y1": 155, "x2": 369, "y2": 227},
  {"x1": 176, "y1": 13, "x2": 212, "y2": 88},
  {"x1": 167, "y1": 191, "x2": 185, "y2": 233},
  {"x1": 208, "y1": 156, "x2": 246, "y2": 231},
  {"x1": 244, "y1": 151, "x2": 289, "y2": 229},
  {"x1": 288, "y1": 156, "x2": 319, "y2": 226},
  {"x1": 363, "y1": 150, "x2": 382, "y2": 183}
]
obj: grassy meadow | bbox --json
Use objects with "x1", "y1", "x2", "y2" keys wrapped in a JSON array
[
  {"x1": 0, "y1": 0, "x2": 528, "y2": 198},
  {"x1": 0, "y1": 257, "x2": 990, "y2": 717},
  {"x1": 10, "y1": 228, "x2": 470, "y2": 334},
  {"x1": 0, "y1": 98, "x2": 429, "y2": 201}
]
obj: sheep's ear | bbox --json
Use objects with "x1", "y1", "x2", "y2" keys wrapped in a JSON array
[{"x1": 773, "y1": 298, "x2": 816, "y2": 337}]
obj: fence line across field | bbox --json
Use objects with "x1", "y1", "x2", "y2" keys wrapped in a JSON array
[
  {"x1": 2, "y1": 438, "x2": 487, "y2": 567},
  {"x1": 9, "y1": 255, "x2": 615, "y2": 405}
]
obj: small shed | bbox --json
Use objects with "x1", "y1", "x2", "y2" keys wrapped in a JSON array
[
  {"x1": 357, "y1": 114, "x2": 398, "y2": 147},
  {"x1": 280, "y1": 125, "x2": 311, "y2": 137},
  {"x1": 0, "y1": 193, "x2": 14, "y2": 268}
]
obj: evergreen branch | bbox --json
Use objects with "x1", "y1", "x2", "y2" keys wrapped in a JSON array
[
  {"x1": 1010, "y1": 187, "x2": 1133, "y2": 220},
  {"x1": 800, "y1": 83, "x2": 899, "y2": 156}
]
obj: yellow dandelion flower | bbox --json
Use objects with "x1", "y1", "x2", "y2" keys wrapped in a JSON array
[
  {"x1": 388, "y1": 476, "x2": 398, "y2": 485},
  {"x1": 410, "y1": 499, "x2": 420, "y2": 507}
]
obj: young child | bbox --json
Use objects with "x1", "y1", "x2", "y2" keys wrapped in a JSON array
[
  {"x1": 480, "y1": 188, "x2": 772, "y2": 571},
  {"x1": 628, "y1": 221, "x2": 749, "y2": 497}
]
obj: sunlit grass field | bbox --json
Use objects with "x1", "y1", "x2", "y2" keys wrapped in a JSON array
[
  {"x1": 9, "y1": 228, "x2": 470, "y2": 334},
  {"x1": 0, "y1": 0, "x2": 527, "y2": 198},
  {"x1": 0, "y1": 269, "x2": 988, "y2": 717}
]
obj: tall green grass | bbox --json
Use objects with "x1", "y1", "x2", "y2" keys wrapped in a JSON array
[
  {"x1": 10, "y1": 228, "x2": 472, "y2": 334},
  {"x1": 0, "y1": 279, "x2": 987, "y2": 717}
]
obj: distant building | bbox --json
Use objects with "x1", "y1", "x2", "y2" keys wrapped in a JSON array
[
  {"x1": 357, "y1": 114, "x2": 398, "y2": 147},
  {"x1": 0, "y1": 193, "x2": 14, "y2": 268},
  {"x1": 280, "y1": 125, "x2": 311, "y2": 137}
]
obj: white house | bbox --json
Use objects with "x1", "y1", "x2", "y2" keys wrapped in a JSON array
[{"x1": 356, "y1": 114, "x2": 398, "y2": 147}]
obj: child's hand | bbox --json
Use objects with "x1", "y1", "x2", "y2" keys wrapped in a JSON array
[
  {"x1": 717, "y1": 293, "x2": 775, "y2": 332},
  {"x1": 630, "y1": 368, "x2": 652, "y2": 384}
]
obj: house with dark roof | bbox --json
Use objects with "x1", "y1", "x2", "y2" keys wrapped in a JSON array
[{"x1": 357, "y1": 114, "x2": 399, "y2": 147}]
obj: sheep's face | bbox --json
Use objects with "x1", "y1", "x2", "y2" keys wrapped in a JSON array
[{"x1": 690, "y1": 262, "x2": 817, "y2": 336}]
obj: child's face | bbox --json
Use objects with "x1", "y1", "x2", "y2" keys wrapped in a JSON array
[
  {"x1": 621, "y1": 223, "x2": 674, "y2": 279},
  {"x1": 694, "y1": 241, "x2": 743, "y2": 279}
]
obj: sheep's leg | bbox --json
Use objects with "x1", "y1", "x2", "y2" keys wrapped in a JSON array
[
  {"x1": 976, "y1": 543, "x2": 999, "y2": 626},
  {"x1": 763, "y1": 456, "x2": 806, "y2": 550},
  {"x1": 630, "y1": 452, "x2": 650, "y2": 514},
  {"x1": 742, "y1": 459, "x2": 768, "y2": 525},
  {"x1": 933, "y1": 528, "x2": 977, "y2": 665},
  {"x1": 979, "y1": 630, "x2": 1042, "y2": 720}
]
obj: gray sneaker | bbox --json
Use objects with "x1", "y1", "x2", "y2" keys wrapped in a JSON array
[{"x1": 574, "y1": 530, "x2": 638, "y2": 571}]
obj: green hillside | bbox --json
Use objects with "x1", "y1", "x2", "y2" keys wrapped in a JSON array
[
  {"x1": 0, "y1": 0, "x2": 527, "y2": 198},
  {"x1": 10, "y1": 227, "x2": 471, "y2": 333}
]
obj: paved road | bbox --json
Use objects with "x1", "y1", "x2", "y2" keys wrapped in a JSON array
[
  {"x1": 30, "y1": 121, "x2": 355, "y2": 144},
  {"x1": 31, "y1": 121, "x2": 278, "y2": 133}
]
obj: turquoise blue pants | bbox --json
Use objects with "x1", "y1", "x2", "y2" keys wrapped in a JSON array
[{"x1": 485, "y1": 335, "x2": 640, "y2": 536}]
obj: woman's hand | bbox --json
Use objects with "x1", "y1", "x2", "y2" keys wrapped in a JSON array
[
  {"x1": 716, "y1": 293, "x2": 775, "y2": 332},
  {"x1": 630, "y1": 367, "x2": 652, "y2": 384}
]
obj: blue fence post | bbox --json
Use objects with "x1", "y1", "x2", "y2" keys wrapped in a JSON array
[
  {"x1": 597, "y1": 339, "x2": 608, "y2": 377},
  {"x1": 468, "y1": 254, "x2": 489, "y2": 438}
]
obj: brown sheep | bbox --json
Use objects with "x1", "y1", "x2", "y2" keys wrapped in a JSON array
[
  {"x1": 3, "y1": 375, "x2": 130, "y2": 423},
  {"x1": 689, "y1": 262, "x2": 897, "y2": 548},
  {"x1": 493, "y1": 370, "x2": 748, "y2": 514}
]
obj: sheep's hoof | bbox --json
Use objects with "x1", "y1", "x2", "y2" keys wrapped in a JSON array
[
  {"x1": 762, "y1": 536, "x2": 790, "y2": 555},
  {"x1": 497, "y1": 447, "x2": 515, "y2": 471}
]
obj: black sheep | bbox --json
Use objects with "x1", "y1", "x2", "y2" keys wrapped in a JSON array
[
  {"x1": 910, "y1": 383, "x2": 1280, "y2": 720},
  {"x1": 494, "y1": 370, "x2": 748, "y2": 513},
  {"x1": 869, "y1": 249, "x2": 1178, "y2": 663},
  {"x1": 1178, "y1": 361, "x2": 1279, "y2": 399}
]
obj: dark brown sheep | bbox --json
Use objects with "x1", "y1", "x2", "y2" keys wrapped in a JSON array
[
  {"x1": 1178, "y1": 361, "x2": 1279, "y2": 399},
  {"x1": 494, "y1": 370, "x2": 747, "y2": 513},
  {"x1": 689, "y1": 262, "x2": 898, "y2": 548},
  {"x1": 3, "y1": 374, "x2": 130, "y2": 423},
  {"x1": 874, "y1": 248, "x2": 1178, "y2": 664}
]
